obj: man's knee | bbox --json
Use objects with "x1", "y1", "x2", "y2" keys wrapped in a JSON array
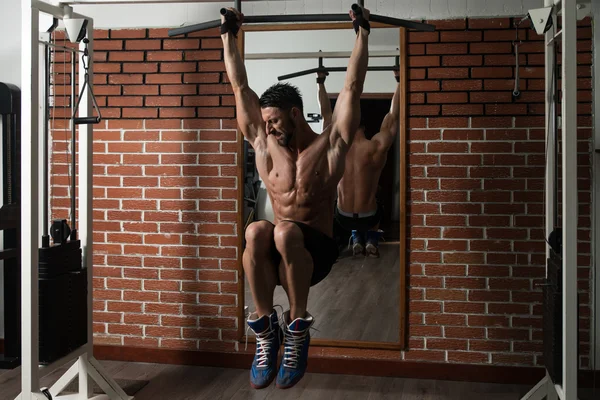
[
  {"x1": 273, "y1": 221, "x2": 304, "y2": 255},
  {"x1": 245, "y1": 220, "x2": 274, "y2": 249}
]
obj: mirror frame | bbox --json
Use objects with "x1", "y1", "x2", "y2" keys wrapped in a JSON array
[{"x1": 234, "y1": 22, "x2": 408, "y2": 351}]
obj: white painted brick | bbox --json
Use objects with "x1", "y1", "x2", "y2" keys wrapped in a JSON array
[
  {"x1": 341, "y1": 0, "x2": 355, "y2": 13},
  {"x1": 323, "y1": 0, "x2": 343, "y2": 14},
  {"x1": 267, "y1": 0, "x2": 287, "y2": 15},
  {"x1": 303, "y1": 0, "x2": 323, "y2": 14},
  {"x1": 447, "y1": 0, "x2": 469, "y2": 18},
  {"x1": 407, "y1": 0, "x2": 433, "y2": 19},
  {"x1": 249, "y1": 1, "x2": 269, "y2": 16},
  {"x1": 285, "y1": 0, "x2": 305, "y2": 14}
]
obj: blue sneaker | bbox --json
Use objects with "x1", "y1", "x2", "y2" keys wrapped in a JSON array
[
  {"x1": 366, "y1": 230, "x2": 383, "y2": 258},
  {"x1": 276, "y1": 311, "x2": 314, "y2": 389},
  {"x1": 247, "y1": 310, "x2": 281, "y2": 389},
  {"x1": 349, "y1": 230, "x2": 364, "y2": 256}
]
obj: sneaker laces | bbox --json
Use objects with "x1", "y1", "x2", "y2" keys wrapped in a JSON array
[
  {"x1": 245, "y1": 305, "x2": 284, "y2": 353},
  {"x1": 253, "y1": 329, "x2": 276, "y2": 369},
  {"x1": 282, "y1": 325, "x2": 310, "y2": 369}
]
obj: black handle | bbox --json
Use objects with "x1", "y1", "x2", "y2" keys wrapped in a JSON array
[
  {"x1": 351, "y1": 4, "x2": 362, "y2": 15},
  {"x1": 74, "y1": 117, "x2": 100, "y2": 125},
  {"x1": 220, "y1": 8, "x2": 237, "y2": 20}
]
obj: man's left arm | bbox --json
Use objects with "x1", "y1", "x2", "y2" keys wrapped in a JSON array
[{"x1": 316, "y1": 72, "x2": 333, "y2": 129}]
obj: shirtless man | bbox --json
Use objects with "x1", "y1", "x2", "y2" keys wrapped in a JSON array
[
  {"x1": 317, "y1": 70, "x2": 400, "y2": 257},
  {"x1": 220, "y1": 7, "x2": 371, "y2": 390}
]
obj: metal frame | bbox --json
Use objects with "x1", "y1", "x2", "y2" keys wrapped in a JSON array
[
  {"x1": 168, "y1": 12, "x2": 435, "y2": 37},
  {"x1": 592, "y1": 0, "x2": 600, "y2": 372},
  {"x1": 520, "y1": 0, "x2": 579, "y2": 399},
  {"x1": 244, "y1": 49, "x2": 400, "y2": 60},
  {"x1": 17, "y1": 1, "x2": 132, "y2": 399},
  {"x1": 277, "y1": 65, "x2": 399, "y2": 81}
]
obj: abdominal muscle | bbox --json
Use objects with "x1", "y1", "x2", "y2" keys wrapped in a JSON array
[
  {"x1": 255, "y1": 129, "x2": 341, "y2": 238},
  {"x1": 268, "y1": 188, "x2": 336, "y2": 238}
]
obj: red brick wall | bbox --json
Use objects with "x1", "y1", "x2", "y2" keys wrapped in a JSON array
[
  {"x1": 406, "y1": 17, "x2": 592, "y2": 368},
  {"x1": 49, "y1": 18, "x2": 593, "y2": 367}
]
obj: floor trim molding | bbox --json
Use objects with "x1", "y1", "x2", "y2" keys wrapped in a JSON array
[{"x1": 94, "y1": 345, "x2": 553, "y2": 385}]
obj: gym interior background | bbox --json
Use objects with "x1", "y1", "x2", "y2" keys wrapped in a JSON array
[{"x1": 0, "y1": 0, "x2": 599, "y2": 399}]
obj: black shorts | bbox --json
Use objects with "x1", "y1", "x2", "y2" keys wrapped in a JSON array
[
  {"x1": 334, "y1": 204, "x2": 382, "y2": 233},
  {"x1": 250, "y1": 220, "x2": 339, "y2": 287}
]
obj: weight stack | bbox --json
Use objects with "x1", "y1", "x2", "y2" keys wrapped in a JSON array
[
  {"x1": 39, "y1": 240, "x2": 87, "y2": 364},
  {"x1": 543, "y1": 251, "x2": 580, "y2": 386}
]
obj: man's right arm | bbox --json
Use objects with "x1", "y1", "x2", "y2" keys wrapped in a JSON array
[
  {"x1": 372, "y1": 72, "x2": 400, "y2": 151},
  {"x1": 328, "y1": 7, "x2": 370, "y2": 150},
  {"x1": 221, "y1": 9, "x2": 266, "y2": 149}
]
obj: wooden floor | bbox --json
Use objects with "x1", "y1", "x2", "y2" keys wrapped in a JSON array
[
  {"x1": 244, "y1": 242, "x2": 400, "y2": 343},
  {"x1": 1, "y1": 360, "x2": 541, "y2": 400}
]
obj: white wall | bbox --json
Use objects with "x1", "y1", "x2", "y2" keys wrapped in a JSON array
[
  {"x1": 0, "y1": 0, "x2": 21, "y2": 87},
  {"x1": 68, "y1": 0, "x2": 543, "y2": 28}
]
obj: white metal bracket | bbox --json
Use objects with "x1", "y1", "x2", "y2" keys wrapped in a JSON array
[
  {"x1": 575, "y1": 2, "x2": 592, "y2": 19},
  {"x1": 529, "y1": 7, "x2": 555, "y2": 35}
]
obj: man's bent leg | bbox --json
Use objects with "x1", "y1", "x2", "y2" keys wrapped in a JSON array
[
  {"x1": 244, "y1": 221, "x2": 279, "y2": 318},
  {"x1": 273, "y1": 221, "x2": 313, "y2": 321},
  {"x1": 273, "y1": 221, "x2": 315, "y2": 390},
  {"x1": 244, "y1": 221, "x2": 281, "y2": 389}
]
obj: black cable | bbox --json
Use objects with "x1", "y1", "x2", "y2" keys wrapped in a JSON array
[{"x1": 41, "y1": 388, "x2": 52, "y2": 399}]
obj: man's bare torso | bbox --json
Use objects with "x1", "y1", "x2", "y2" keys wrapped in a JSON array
[
  {"x1": 337, "y1": 135, "x2": 388, "y2": 214},
  {"x1": 254, "y1": 126, "x2": 345, "y2": 237}
]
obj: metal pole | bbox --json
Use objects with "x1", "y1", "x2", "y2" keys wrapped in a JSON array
[
  {"x1": 369, "y1": 14, "x2": 435, "y2": 31},
  {"x1": 21, "y1": 0, "x2": 42, "y2": 397},
  {"x1": 560, "y1": 1, "x2": 578, "y2": 399},
  {"x1": 38, "y1": 40, "x2": 84, "y2": 54},
  {"x1": 234, "y1": 0, "x2": 240, "y2": 11},
  {"x1": 278, "y1": 65, "x2": 399, "y2": 81},
  {"x1": 71, "y1": 44, "x2": 77, "y2": 239},
  {"x1": 592, "y1": 0, "x2": 600, "y2": 369},
  {"x1": 245, "y1": 49, "x2": 399, "y2": 59},
  {"x1": 42, "y1": 44, "x2": 50, "y2": 248},
  {"x1": 168, "y1": 13, "x2": 435, "y2": 37}
]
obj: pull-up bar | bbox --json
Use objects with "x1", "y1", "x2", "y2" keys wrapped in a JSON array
[
  {"x1": 278, "y1": 65, "x2": 399, "y2": 81},
  {"x1": 245, "y1": 49, "x2": 399, "y2": 60},
  {"x1": 168, "y1": 2, "x2": 435, "y2": 37},
  {"x1": 278, "y1": 55, "x2": 399, "y2": 81}
]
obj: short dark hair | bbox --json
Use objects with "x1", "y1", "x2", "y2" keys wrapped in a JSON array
[{"x1": 259, "y1": 82, "x2": 303, "y2": 112}]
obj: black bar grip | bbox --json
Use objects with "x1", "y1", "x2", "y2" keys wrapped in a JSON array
[
  {"x1": 351, "y1": 4, "x2": 362, "y2": 14},
  {"x1": 370, "y1": 14, "x2": 436, "y2": 32},
  {"x1": 74, "y1": 117, "x2": 100, "y2": 125}
]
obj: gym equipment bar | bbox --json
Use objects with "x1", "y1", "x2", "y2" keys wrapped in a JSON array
[
  {"x1": 245, "y1": 49, "x2": 399, "y2": 60},
  {"x1": 519, "y1": 0, "x2": 579, "y2": 399},
  {"x1": 278, "y1": 66, "x2": 399, "y2": 81},
  {"x1": 20, "y1": 2, "x2": 133, "y2": 399},
  {"x1": 38, "y1": 40, "x2": 85, "y2": 54},
  {"x1": 169, "y1": 12, "x2": 435, "y2": 37},
  {"x1": 168, "y1": 3, "x2": 435, "y2": 37}
]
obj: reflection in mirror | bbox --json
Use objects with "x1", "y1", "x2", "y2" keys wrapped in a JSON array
[{"x1": 241, "y1": 27, "x2": 402, "y2": 345}]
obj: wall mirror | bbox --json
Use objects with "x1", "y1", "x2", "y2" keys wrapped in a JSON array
[{"x1": 236, "y1": 21, "x2": 407, "y2": 350}]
